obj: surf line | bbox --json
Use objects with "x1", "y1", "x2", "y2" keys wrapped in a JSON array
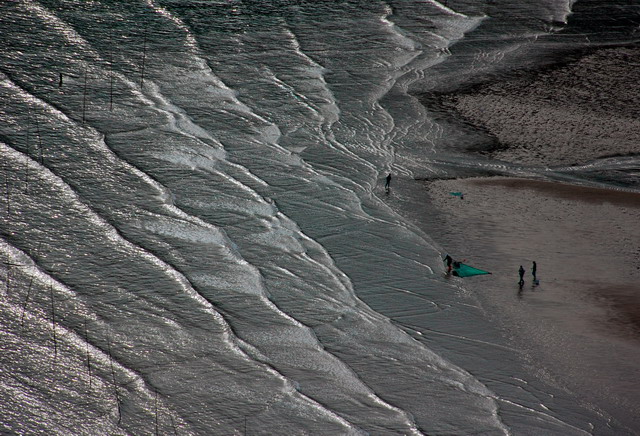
[{"x1": 392, "y1": 319, "x2": 524, "y2": 354}]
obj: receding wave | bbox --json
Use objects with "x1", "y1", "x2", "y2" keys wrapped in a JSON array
[{"x1": 1, "y1": 0, "x2": 638, "y2": 434}]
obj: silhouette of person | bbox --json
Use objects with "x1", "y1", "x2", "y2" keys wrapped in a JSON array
[
  {"x1": 532, "y1": 261, "x2": 537, "y2": 280},
  {"x1": 444, "y1": 254, "x2": 453, "y2": 273},
  {"x1": 385, "y1": 173, "x2": 391, "y2": 191},
  {"x1": 518, "y1": 265, "x2": 525, "y2": 284}
]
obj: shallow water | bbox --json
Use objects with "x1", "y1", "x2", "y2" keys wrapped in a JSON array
[
  {"x1": 1, "y1": 0, "x2": 639, "y2": 434},
  {"x1": 415, "y1": 178, "x2": 640, "y2": 430}
]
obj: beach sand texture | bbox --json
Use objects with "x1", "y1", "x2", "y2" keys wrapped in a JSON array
[
  {"x1": 439, "y1": 46, "x2": 640, "y2": 166},
  {"x1": 418, "y1": 43, "x2": 640, "y2": 430},
  {"x1": 423, "y1": 177, "x2": 640, "y2": 429}
]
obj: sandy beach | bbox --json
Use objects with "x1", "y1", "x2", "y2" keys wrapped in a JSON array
[
  {"x1": 421, "y1": 177, "x2": 640, "y2": 430},
  {"x1": 415, "y1": 42, "x2": 640, "y2": 430},
  {"x1": 435, "y1": 45, "x2": 640, "y2": 167}
]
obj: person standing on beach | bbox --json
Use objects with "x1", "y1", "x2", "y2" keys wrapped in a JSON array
[
  {"x1": 444, "y1": 254, "x2": 453, "y2": 273},
  {"x1": 518, "y1": 265, "x2": 525, "y2": 284},
  {"x1": 385, "y1": 173, "x2": 391, "y2": 191},
  {"x1": 532, "y1": 261, "x2": 537, "y2": 280}
]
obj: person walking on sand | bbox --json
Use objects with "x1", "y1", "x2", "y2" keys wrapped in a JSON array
[
  {"x1": 518, "y1": 265, "x2": 525, "y2": 285},
  {"x1": 532, "y1": 261, "x2": 537, "y2": 280},
  {"x1": 385, "y1": 173, "x2": 391, "y2": 191}
]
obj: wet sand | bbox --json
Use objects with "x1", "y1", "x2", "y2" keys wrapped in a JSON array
[
  {"x1": 413, "y1": 40, "x2": 640, "y2": 430},
  {"x1": 434, "y1": 45, "x2": 640, "y2": 167},
  {"x1": 422, "y1": 177, "x2": 640, "y2": 431}
]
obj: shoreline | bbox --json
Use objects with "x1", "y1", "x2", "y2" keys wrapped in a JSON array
[
  {"x1": 401, "y1": 4, "x2": 640, "y2": 431},
  {"x1": 412, "y1": 42, "x2": 640, "y2": 430},
  {"x1": 418, "y1": 44, "x2": 640, "y2": 169},
  {"x1": 420, "y1": 176, "x2": 640, "y2": 431}
]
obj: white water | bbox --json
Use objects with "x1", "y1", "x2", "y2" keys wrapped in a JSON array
[{"x1": 1, "y1": 0, "x2": 638, "y2": 434}]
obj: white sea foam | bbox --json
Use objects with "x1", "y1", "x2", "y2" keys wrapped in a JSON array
[{"x1": 0, "y1": 0, "x2": 636, "y2": 433}]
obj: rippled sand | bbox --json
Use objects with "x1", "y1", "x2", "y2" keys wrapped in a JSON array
[
  {"x1": 414, "y1": 39, "x2": 640, "y2": 431},
  {"x1": 437, "y1": 46, "x2": 640, "y2": 167}
]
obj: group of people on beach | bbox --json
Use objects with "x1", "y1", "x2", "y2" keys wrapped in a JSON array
[
  {"x1": 386, "y1": 173, "x2": 538, "y2": 289},
  {"x1": 518, "y1": 261, "x2": 537, "y2": 287}
]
